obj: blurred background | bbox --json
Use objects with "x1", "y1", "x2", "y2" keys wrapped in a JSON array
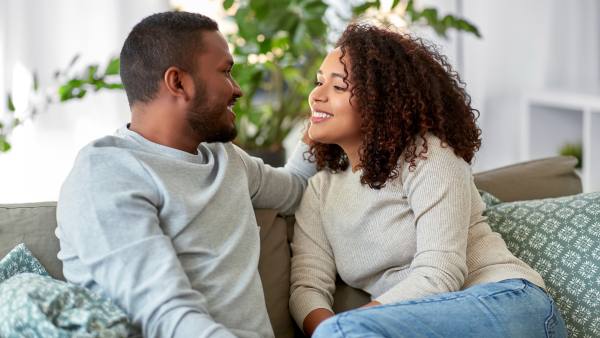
[{"x1": 1, "y1": 0, "x2": 599, "y2": 203}]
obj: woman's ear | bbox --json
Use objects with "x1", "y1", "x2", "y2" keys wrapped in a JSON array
[{"x1": 163, "y1": 66, "x2": 194, "y2": 101}]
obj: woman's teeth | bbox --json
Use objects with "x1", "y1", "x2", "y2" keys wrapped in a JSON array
[{"x1": 313, "y1": 111, "x2": 333, "y2": 119}]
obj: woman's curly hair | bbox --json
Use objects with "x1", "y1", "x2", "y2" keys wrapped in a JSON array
[{"x1": 307, "y1": 23, "x2": 482, "y2": 189}]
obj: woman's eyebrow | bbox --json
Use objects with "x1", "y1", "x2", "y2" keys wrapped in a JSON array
[{"x1": 317, "y1": 70, "x2": 345, "y2": 79}]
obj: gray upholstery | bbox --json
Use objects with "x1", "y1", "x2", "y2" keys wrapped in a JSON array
[
  {"x1": 473, "y1": 156, "x2": 581, "y2": 202},
  {"x1": 0, "y1": 202, "x2": 62, "y2": 280}
]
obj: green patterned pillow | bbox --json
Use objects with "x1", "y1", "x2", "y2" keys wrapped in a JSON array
[
  {"x1": 0, "y1": 243, "x2": 49, "y2": 283},
  {"x1": 482, "y1": 191, "x2": 600, "y2": 338},
  {"x1": 0, "y1": 273, "x2": 130, "y2": 338}
]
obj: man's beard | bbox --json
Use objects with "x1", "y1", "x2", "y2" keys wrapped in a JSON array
[{"x1": 186, "y1": 81, "x2": 237, "y2": 143}]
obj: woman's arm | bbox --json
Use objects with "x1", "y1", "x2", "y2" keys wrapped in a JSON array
[
  {"x1": 375, "y1": 139, "x2": 472, "y2": 304},
  {"x1": 289, "y1": 176, "x2": 338, "y2": 335},
  {"x1": 303, "y1": 308, "x2": 335, "y2": 337}
]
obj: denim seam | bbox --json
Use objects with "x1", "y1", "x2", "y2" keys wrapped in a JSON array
[
  {"x1": 475, "y1": 281, "x2": 527, "y2": 299},
  {"x1": 543, "y1": 296, "x2": 557, "y2": 338},
  {"x1": 362, "y1": 293, "x2": 468, "y2": 312},
  {"x1": 333, "y1": 313, "x2": 348, "y2": 337}
]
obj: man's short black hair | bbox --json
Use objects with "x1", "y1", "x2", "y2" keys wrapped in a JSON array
[{"x1": 120, "y1": 11, "x2": 218, "y2": 106}]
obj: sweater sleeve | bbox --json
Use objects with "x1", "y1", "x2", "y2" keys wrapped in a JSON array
[
  {"x1": 375, "y1": 140, "x2": 471, "y2": 304},
  {"x1": 56, "y1": 148, "x2": 236, "y2": 338},
  {"x1": 235, "y1": 141, "x2": 316, "y2": 216},
  {"x1": 289, "y1": 176, "x2": 337, "y2": 328}
]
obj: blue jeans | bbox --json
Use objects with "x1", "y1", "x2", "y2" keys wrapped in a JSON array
[{"x1": 313, "y1": 279, "x2": 567, "y2": 338}]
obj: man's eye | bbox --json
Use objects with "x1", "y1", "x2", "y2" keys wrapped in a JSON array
[{"x1": 314, "y1": 81, "x2": 322, "y2": 86}]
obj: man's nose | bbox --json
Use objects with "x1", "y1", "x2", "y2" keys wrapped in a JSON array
[{"x1": 232, "y1": 79, "x2": 243, "y2": 98}]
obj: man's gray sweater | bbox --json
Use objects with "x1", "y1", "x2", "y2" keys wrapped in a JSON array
[{"x1": 56, "y1": 126, "x2": 315, "y2": 338}]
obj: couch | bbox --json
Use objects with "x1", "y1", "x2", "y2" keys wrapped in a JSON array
[{"x1": 0, "y1": 156, "x2": 589, "y2": 337}]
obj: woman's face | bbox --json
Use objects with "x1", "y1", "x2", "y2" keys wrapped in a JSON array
[{"x1": 308, "y1": 48, "x2": 361, "y2": 147}]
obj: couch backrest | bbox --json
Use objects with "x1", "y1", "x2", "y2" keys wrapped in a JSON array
[
  {"x1": 0, "y1": 202, "x2": 62, "y2": 280},
  {"x1": 473, "y1": 156, "x2": 581, "y2": 202}
]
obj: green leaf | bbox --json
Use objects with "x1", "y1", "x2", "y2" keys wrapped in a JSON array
[
  {"x1": 87, "y1": 65, "x2": 99, "y2": 81},
  {"x1": 58, "y1": 80, "x2": 83, "y2": 102},
  {"x1": 0, "y1": 137, "x2": 11, "y2": 152},
  {"x1": 391, "y1": 0, "x2": 401, "y2": 9},
  {"x1": 421, "y1": 8, "x2": 439, "y2": 22},
  {"x1": 302, "y1": 0, "x2": 327, "y2": 19},
  {"x1": 76, "y1": 89, "x2": 87, "y2": 99},
  {"x1": 292, "y1": 22, "x2": 307, "y2": 47},
  {"x1": 7, "y1": 93, "x2": 15, "y2": 112},
  {"x1": 105, "y1": 83, "x2": 124, "y2": 89},
  {"x1": 251, "y1": 0, "x2": 270, "y2": 20},
  {"x1": 453, "y1": 17, "x2": 482, "y2": 38},
  {"x1": 104, "y1": 57, "x2": 120, "y2": 75},
  {"x1": 282, "y1": 66, "x2": 301, "y2": 80},
  {"x1": 223, "y1": 0, "x2": 234, "y2": 10},
  {"x1": 352, "y1": 1, "x2": 379, "y2": 16}
]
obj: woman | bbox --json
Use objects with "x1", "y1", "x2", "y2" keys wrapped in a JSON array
[{"x1": 289, "y1": 23, "x2": 567, "y2": 338}]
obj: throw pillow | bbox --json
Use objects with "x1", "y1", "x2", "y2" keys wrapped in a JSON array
[
  {"x1": 0, "y1": 243, "x2": 48, "y2": 283},
  {"x1": 0, "y1": 273, "x2": 130, "y2": 338},
  {"x1": 482, "y1": 191, "x2": 600, "y2": 338}
]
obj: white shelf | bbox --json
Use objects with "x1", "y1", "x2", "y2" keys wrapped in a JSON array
[{"x1": 522, "y1": 90, "x2": 600, "y2": 193}]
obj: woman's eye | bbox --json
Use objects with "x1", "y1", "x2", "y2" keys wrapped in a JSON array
[
  {"x1": 334, "y1": 86, "x2": 347, "y2": 91},
  {"x1": 314, "y1": 80, "x2": 322, "y2": 86}
]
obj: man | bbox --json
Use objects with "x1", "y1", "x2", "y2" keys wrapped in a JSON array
[{"x1": 56, "y1": 11, "x2": 314, "y2": 338}]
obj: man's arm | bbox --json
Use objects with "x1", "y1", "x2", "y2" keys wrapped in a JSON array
[
  {"x1": 235, "y1": 141, "x2": 317, "y2": 215},
  {"x1": 56, "y1": 148, "x2": 236, "y2": 338}
]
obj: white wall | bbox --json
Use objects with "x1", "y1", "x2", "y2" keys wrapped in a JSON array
[
  {"x1": 390, "y1": 0, "x2": 599, "y2": 171},
  {"x1": 458, "y1": 0, "x2": 600, "y2": 170},
  {"x1": 0, "y1": 0, "x2": 170, "y2": 203}
]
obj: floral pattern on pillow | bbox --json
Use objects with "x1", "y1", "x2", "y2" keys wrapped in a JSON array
[
  {"x1": 0, "y1": 243, "x2": 48, "y2": 283},
  {"x1": 0, "y1": 273, "x2": 130, "y2": 338},
  {"x1": 482, "y1": 191, "x2": 600, "y2": 338}
]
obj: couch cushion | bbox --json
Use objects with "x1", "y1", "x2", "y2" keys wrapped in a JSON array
[
  {"x1": 0, "y1": 203, "x2": 63, "y2": 280},
  {"x1": 0, "y1": 273, "x2": 130, "y2": 337},
  {"x1": 483, "y1": 191, "x2": 600, "y2": 338},
  {"x1": 0, "y1": 243, "x2": 49, "y2": 283},
  {"x1": 256, "y1": 209, "x2": 294, "y2": 338},
  {"x1": 474, "y1": 156, "x2": 581, "y2": 202}
]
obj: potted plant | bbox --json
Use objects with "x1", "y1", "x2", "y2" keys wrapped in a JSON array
[
  {"x1": 222, "y1": 0, "x2": 329, "y2": 165},
  {"x1": 2, "y1": 0, "x2": 481, "y2": 166}
]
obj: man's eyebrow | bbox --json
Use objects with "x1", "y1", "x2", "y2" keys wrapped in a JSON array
[{"x1": 317, "y1": 70, "x2": 346, "y2": 79}]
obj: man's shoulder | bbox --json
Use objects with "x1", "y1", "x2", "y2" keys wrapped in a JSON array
[
  {"x1": 73, "y1": 135, "x2": 147, "y2": 177},
  {"x1": 77, "y1": 135, "x2": 135, "y2": 161}
]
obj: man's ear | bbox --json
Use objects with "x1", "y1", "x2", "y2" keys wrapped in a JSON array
[{"x1": 164, "y1": 66, "x2": 194, "y2": 101}]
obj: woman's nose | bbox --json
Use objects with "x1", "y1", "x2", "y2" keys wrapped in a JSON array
[{"x1": 310, "y1": 86, "x2": 327, "y2": 103}]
